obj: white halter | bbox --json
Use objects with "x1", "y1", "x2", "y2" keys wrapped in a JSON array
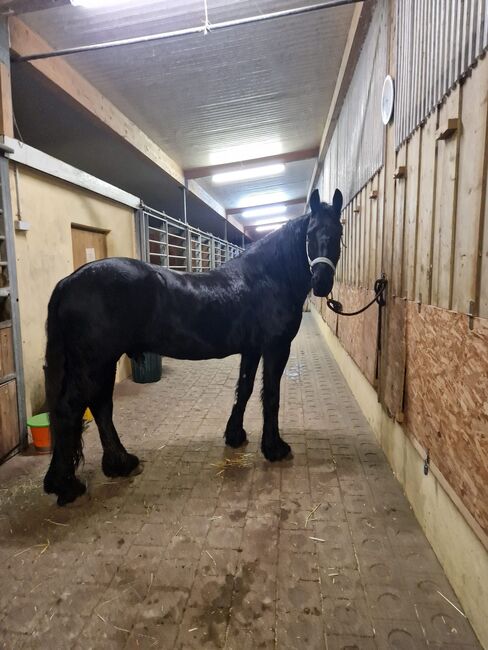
[{"x1": 306, "y1": 237, "x2": 336, "y2": 274}]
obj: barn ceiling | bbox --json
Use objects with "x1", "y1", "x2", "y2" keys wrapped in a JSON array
[{"x1": 16, "y1": 0, "x2": 357, "y2": 233}]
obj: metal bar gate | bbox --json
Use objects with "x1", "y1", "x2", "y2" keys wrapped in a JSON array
[{"x1": 139, "y1": 205, "x2": 244, "y2": 272}]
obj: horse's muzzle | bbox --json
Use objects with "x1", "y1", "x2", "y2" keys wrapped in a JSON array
[{"x1": 311, "y1": 265, "x2": 334, "y2": 297}]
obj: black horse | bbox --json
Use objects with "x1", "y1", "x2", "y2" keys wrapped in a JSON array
[{"x1": 43, "y1": 188, "x2": 343, "y2": 505}]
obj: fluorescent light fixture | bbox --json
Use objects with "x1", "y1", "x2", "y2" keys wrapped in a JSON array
[
  {"x1": 70, "y1": 0, "x2": 126, "y2": 7},
  {"x1": 212, "y1": 164, "x2": 285, "y2": 185},
  {"x1": 237, "y1": 191, "x2": 288, "y2": 209},
  {"x1": 210, "y1": 142, "x2": 282, "y2": 166},
  {"x1": 256, "y1": 223, "x2": 285, "y2": 233},
  {"x1": 242, "y1": 205, "x2": 287, "y2": 219}
]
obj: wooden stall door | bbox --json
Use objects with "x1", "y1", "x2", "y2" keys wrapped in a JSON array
[
  {"x1": 71, "y1": 226, "x2": 108, "y2": 270},
  {"x1": 0, "y1": 324, "x2": 19, "y2": 459}
]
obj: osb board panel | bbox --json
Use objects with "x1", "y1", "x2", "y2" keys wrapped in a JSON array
[
  {"x1": 335, "y1": 283, "x2": 378, "y2": 386},
  {"x1": 452, "y1": 58, "x2": 488, "y2": 314},
  {"x1": 431, "y1": 88, "x2": 460, "y2": 310},
  {"x1": 380, "y1": 297, "x2": 406, "y2": 419},
  {"x1": 0, "y1": 379, "x2": 19, "y2": 460},
  {"x1": 405, "y1": 302, "x2": 488, "y2": 537}
]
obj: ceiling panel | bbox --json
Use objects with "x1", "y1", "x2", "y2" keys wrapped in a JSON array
[
  {"x1": 22, "y1": 1, "x2": 354, "y2": 167},
  {"x1": 18, "y1": 0, "x2": 355, "y2": 218}
]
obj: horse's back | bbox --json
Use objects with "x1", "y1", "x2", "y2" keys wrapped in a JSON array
[{"x1": 50, "y1": 258, "x2": 162, "y2": 359}]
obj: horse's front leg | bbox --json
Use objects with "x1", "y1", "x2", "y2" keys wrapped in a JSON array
[
  {"x1": 225, "y1": 351, "x2": 261, "y2": 448},
  {"x1": 261, "y1": 342, "x2": 292, "y2": 461}
]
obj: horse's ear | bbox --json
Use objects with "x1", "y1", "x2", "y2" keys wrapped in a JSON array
[
  {"x1": 310, "y1": 189, "x2": 321, "y2": 214},
  {"x1": 332, "y1": 188, "x2": 343, "y2": 218}
]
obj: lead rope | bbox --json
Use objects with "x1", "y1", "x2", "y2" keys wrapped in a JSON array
[{"x1": 326, "y1": 275, "x2": 387, "y2": 316}]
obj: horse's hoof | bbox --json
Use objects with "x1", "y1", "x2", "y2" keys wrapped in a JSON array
[
  {"x1": 225, "y1": 427, "x2": 248, "y2": 448},
  {"x1": 44, "y1": 474, "x2": 86, "y2": 506},
  {"x1": 262, "y1": 438, "x2": 292, "y2": 462},
  {"x1": 102, "y1": 452, "x2": 140, "y2": 478}
]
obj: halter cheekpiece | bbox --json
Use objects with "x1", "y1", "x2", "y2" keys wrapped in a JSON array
[{"x1": 306, "y1": 237, "x2": 336, "y2": 274}]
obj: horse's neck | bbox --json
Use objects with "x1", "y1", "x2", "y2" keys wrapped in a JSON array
[{"x1": 269, "y1": 217, "x2": 311, "y2": 303}]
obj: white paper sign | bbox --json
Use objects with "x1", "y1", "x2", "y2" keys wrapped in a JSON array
[{"x1": 85, "y1": 247, "x2": 96, "y2": 263}]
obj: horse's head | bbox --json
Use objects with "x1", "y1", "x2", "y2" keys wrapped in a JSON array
[{"x1": 306, "y1": 188, "x2": 343, "y2": 297}]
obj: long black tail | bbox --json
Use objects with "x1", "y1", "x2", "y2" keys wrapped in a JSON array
[
  {"x1": 45, "y1": 284, "x2": 65, "y2": 416},
  {"x1": 44, "y1": 281, "x2": 84, "y2": 470}
]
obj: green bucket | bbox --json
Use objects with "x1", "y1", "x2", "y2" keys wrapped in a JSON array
[
  {"x1": 27, "y1": 412, "x2": 51, "y2": 452},
  {"x1": 130, "y1": 352, "x2": 163, "y2": 384}
]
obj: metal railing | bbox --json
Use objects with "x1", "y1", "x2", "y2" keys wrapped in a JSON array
[{"x1": 139, "y1": 205, "x2": 243, "y2": 272}]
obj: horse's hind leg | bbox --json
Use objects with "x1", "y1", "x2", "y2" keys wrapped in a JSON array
[
  {"x1": 89, "y1": 362, "x2": 140, "y2": 478},
  {"x1": 225, "y1": 351, "x2": 260, "y2": 448},
  {"x1": 261, "y1": 342, "x2": 292, "y2": 462},
  {"x1": 44, "y1": 387, "x2": 87, "y2": 506}
]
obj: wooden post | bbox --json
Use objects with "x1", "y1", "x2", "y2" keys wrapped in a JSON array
[{"x1": 0, "y1": 18, "x2": 13, "y2": 138}]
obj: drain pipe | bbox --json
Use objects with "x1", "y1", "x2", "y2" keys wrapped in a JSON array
[{"x1": 13, "y1": 0, "x2": 366, "y2": 63}]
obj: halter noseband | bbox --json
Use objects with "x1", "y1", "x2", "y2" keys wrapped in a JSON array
[{"x1": 306, "y1": 237, "x2": 336, "y2": 274}]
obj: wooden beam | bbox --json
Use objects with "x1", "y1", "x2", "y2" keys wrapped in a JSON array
[
  {"x1": 226, "y1": 196, "x2": 306, "y2": 216},
  {"x1": 307, "y1": 2, "x2": 371, "y2": 197},
  {"x1": 0, "y1": 62, "x2": 12, "y2": 138},
  {"x1": 185, "y1": 147, "x2": 319, "y2": 180},
  {"x1": 8, "y1": 18, "x2": 227, "y2": 219},
  {"x1": 0, "y1": 17, "x2": 12, "y2": 137}
]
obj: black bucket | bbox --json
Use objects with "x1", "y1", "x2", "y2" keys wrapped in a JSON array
[{"x1": 130, "y1": 352, "x2": 163, "y2": 384}]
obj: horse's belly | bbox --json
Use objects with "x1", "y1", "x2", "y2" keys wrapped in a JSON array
[
  {"x1": 160, "y1": 338, "x2": 239, "y2": 361},
  {"x1": 156, "y1": 324, "x2": 242, "y2": 360}
]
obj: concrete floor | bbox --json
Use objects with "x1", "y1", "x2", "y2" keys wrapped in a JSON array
[{"x1": 0, "y1": 314, "x2": 482, "y2": 649}]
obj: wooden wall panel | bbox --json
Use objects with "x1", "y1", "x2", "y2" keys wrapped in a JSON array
[
  {"x1": 405, "y1": 302, "x2": 488, "y2": 537},
  {"x1": 335, "y1": 283, "x2": 378, "y2": 386},
  {"x1": 0, "y1": 380, "x2": 19, "y2": 460},
  {"x1": 345, "y1": 203, "x2": 351, "y2": 284},
  {"x1": 354, "y1": 195, "x2": 360, "y2": 287},
  {"x1": 480, "y1": 150, "x2": 488, "y2": 318},
  {"x1": 392, "y1": 146, "x2": 407, "y2": 295},
  {"x1": 357, "y1": 187, "x2": 366, "y2": 287},
  {"x1": 344, "y1": 205, "x2": 350, "y2": 284},
  {"x1": 370, "y1": 174, "x2": 379, "y2": 284},
  {"x1": 380, "y1": 297, "x2": 407, "y2": 419},
  {"x1": 431, "y1": 87, "x2": 461, "y2": 309},
  {"x1": 403, "y1": 129, "x2": 421, "y2": 300},
  {"x1": 0, "y1": 325, "x2": 14, "y2": 378},
  {"x1": 382, "y1": 128, "x2": 396, "y2": 281},
  {"x1": 313, "y1": 3, "x2": 488, "y2": 549},
  {"x1": 322, "y1": 294, "x2": 338, "y2": 335},
  {"x1": 376, "y1": 167, "x2": 385, "y2": 280},
  {"x1": 415, "y1": 116, "x2": 437, "y2": 305},
  {"x1": 364, "y1": 181, "x2": 372, "y2": 287},
  {"x1": 452, "y1": 59, "x2": 488, "y2": 314}
]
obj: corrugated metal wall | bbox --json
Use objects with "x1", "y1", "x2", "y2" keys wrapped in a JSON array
[
  {"x1": 396, "y1": 0, "x2": 488, "y2": 148},
  {"x1": 321, "y1": 0, "x2": 388, "y2": 207}
]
